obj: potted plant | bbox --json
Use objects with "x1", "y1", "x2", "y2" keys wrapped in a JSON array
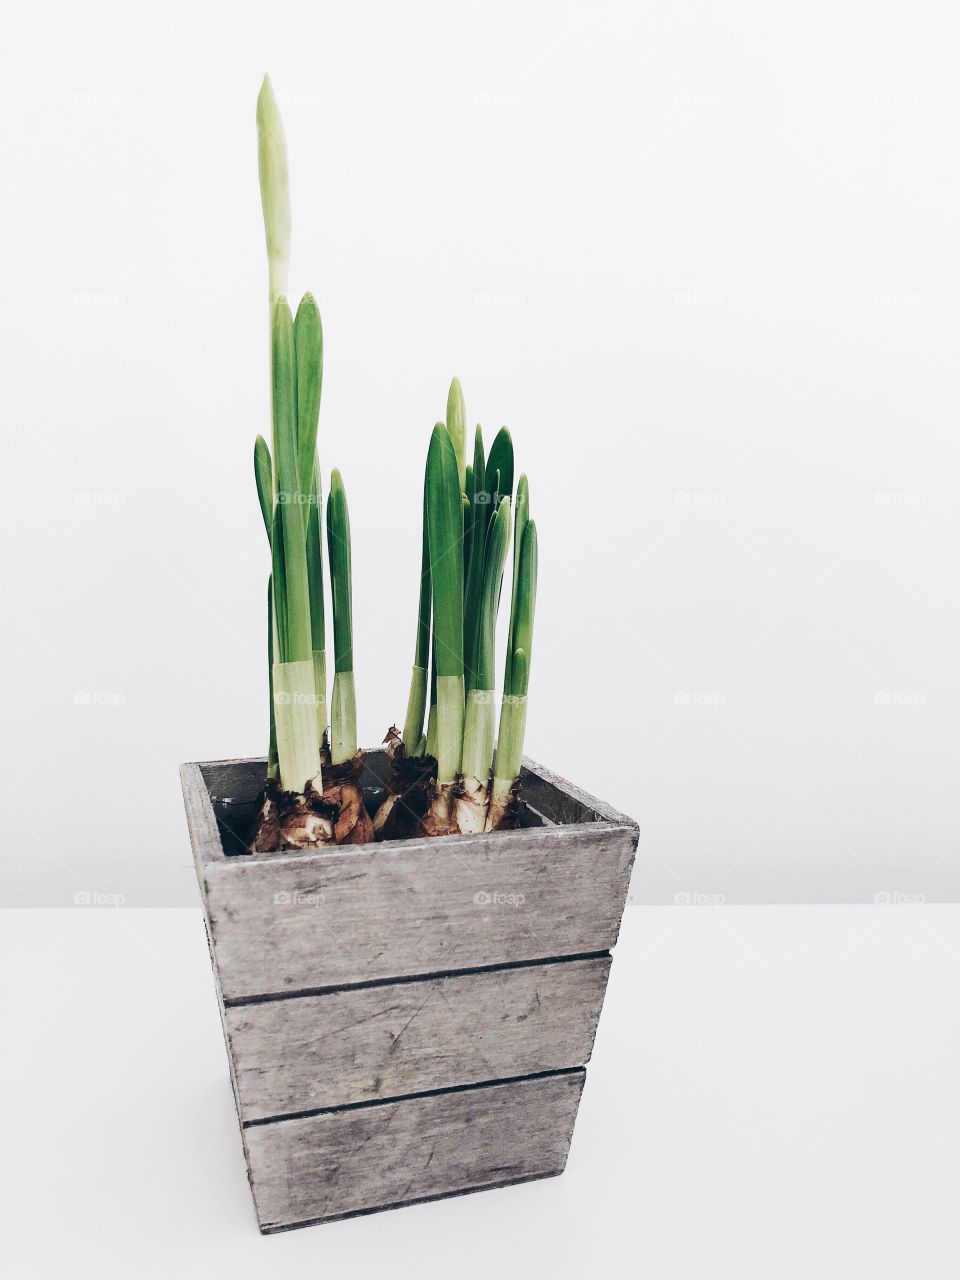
[{"x1": 181, "y1": 76, "x2": 639, "y2": 1233}]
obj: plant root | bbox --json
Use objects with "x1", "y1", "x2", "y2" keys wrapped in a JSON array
[
  {"x1": 484, "y1": 776, "x2": 522, "y2": 831},
  {"x1": 249, "y1": 751, "x2": 375, "y2": 852},
  {"x1": 320, "y1": 749, "x2": 375, "y2": 845},
  {"x1": 418, "y1": 778, "x2": 465, "y2": 837},
  {"x1": 373, "y1": 728, "x2": 437, "y2": 841},
  {"x1": 455, "y1": 774, "x2": 490, "y2": 833},
  {"x1": 248, "y1": 778, "x2": 338, "y2": 852}
]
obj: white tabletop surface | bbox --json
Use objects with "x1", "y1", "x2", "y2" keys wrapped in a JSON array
[{"x1": 4, "y1": 905, "x2": 959, "y2": 1278}]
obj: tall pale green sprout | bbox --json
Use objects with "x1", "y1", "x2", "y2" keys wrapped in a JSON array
[
  {"x1": 424, "y1": 645, "x2": 438, "y2": 758},
  {"x1": 255, "y1": 76, "x2": 327, "y2": 790},
  {"x1": 257, "y1": 75, "x2": 291, "y2": 303},
  {"x1": 269, "y1": 298, "x2": 322, "y2": 792},
  {"x1": 425, "y1": 424, "x2": 465, "y2": 788},
  {"x1": 254, "y1": 436, "x2": 278, "y2": 779},
  {"x1": 326, "y1": 469, "x2": 358, "y2": 764},
  {"x1": 462, "y1": 427, "x2": 485, "y2": 691},
  {"x1": 446, "y1": 376, "x2": 467, "y2": 495},
  {"x1": 464, "y1": 426, "x2": 513, "y2": 691},
  {"x1": 458, "y1": 495, "x2": 511, "y2": 831},
  {"x1": 392, "y1": 382, "x2": 534, "y2": 836},
  {"x1": 504, "y1": 474, "x2": 529, "y2": 691},
  {"x1": 294, "y1": 295, "x2": 327, "y2": 745},
  {"x1": 410, "y1": 378, "x2": 466, "y2": 762},
  {"x1": 488, "y1": 508, "x2": 538, "y2": 827}
]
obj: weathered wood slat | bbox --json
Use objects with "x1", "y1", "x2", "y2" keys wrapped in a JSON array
[
  {"x1": 180, "y1": 763, "x2": 225, "y2": 873},
  {"x1": 225, "y1": 955, "x2": 611, "y2": 1121},
  {"x1": 202, "y1": 821, "x2": 634, "y2": 999},
  {"x1": 181, "y1": 752, "x2": 638, "y2": 1230},
  {"x1": 243, "y1": 1070, "x2": 586, "y2": 1231}
]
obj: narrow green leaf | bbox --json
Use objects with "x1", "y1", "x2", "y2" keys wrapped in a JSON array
[
  {"x1": 425, "y1": 424, "x2": 464, "y2": 679},
  {"x1": 486, "y1": 427, "x2": 514, "y2": 507},
  {"x1": 270, "y1": 500, "x2": 288, "y2": 659},
  {"x1": 504, "y1": 474, "x2": 529, "y2": 691},
  {"x1": 508, "y1": 521, "x2": 537, "y2": 696},
  {"x1": 512, "y1": 648, "x2": 529, "y2": 696},
  {"x1": 305, "y1": 474, "x2": 325, "y2": 655},
  {"x1": 271, "y1": 297, "x2": 312, "y2": 662},
  {"x1": 266, "y1": 575, "x2": 278, "y2": 779},
  {"x1": 446, "y1": 377, "x2": 467, "y2": 494},
  {"x1": 254, "y1": 435, "x2": 273, "y2": 543},
  {"x1": 463, "y1": 427, "x2": 486, "y2": 689},
  {"x1": 463, "y1": 462, "x2": 475, "y2": 576},
  {"x1": 294, "y1": 294, "x2": 323, "y2": 495},
  {"x1": 326, "y1": 468, "x2": 353, "y2": 674},
  {"x1": 474, "y1": 497, "x2": 511, "y2": 690}
]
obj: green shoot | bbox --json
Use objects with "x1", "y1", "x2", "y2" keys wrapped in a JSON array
[
  {"x1": 326, "y1": 469, "x2": 357, "y2": 763},
  {"x1": 256, "y1": 75, "x2": 291, "y2": 302},
  {"x1": 446, "y1": 376, "x2": 467, "y2": 495},
  {"x1": 425, "y1": 424, "x2": 464, "y2": 784},
  {"x1": 401, "y1": 455, "x2": 432, "y2": 752},
  {"x1": 254, "y1": 435, "x2": 273, "y2": 535},
  {"x1": 463, "y1": 427, "x2": 485, "y2": 690},
  {"x1": 294, "y1": 294, "x2": 327, "y2": 742},
  {"x1": 486, "y1": 427, "x2": 514, "y2": 509},
  {"x1": 461, "y1": 496, "x2": 511, "y2": 815},
  {"x1": 269, "y1": 297, "x2": 320, "y2": 792},
  {"x1": 504, "y1": 474, "x2": 529, "y2": 692},
  {"x1": 490, "y1": 519, "x2": 537, "y2": 818}
]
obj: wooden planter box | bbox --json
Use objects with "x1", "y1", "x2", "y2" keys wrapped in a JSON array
[{"x1": 181, "y1": 749, "x2": 638, "y2": 1233}]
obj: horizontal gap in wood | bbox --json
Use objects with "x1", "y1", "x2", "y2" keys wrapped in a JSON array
[
  {"x1": 259, "y1": 1169, "x2": 564, "y2": 1234},
  {"x1": 223, "y1": 949, "x2": 611, "y2": 1008},
  {"x1": 242, "y1": 1065, "x2": 586, "y2": 1129}
]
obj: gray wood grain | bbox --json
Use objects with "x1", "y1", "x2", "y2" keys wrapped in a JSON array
[
  {"x1": 200, "y1": 820, "x2": 635, "y2": 999},
  {"x1": 180, "y1": 762, "x2": 226, "y2": 869},
  {"x1": 225, "y1": 955, "x2": 611, "y2": 1121},
  {"x1": 180, "y1": 752, "x2": 637, "y2": 1228},
  {"x1": 519, "y1": 755, "x2": 638, "y2": 826},
  {"x1": 243, "y1": 1070, "x2": 586, "y2": 1231}
]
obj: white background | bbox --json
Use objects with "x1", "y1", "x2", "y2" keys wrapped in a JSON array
[{"x1": 2, "y1": 0, "x2": 959, "y2": 904}]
